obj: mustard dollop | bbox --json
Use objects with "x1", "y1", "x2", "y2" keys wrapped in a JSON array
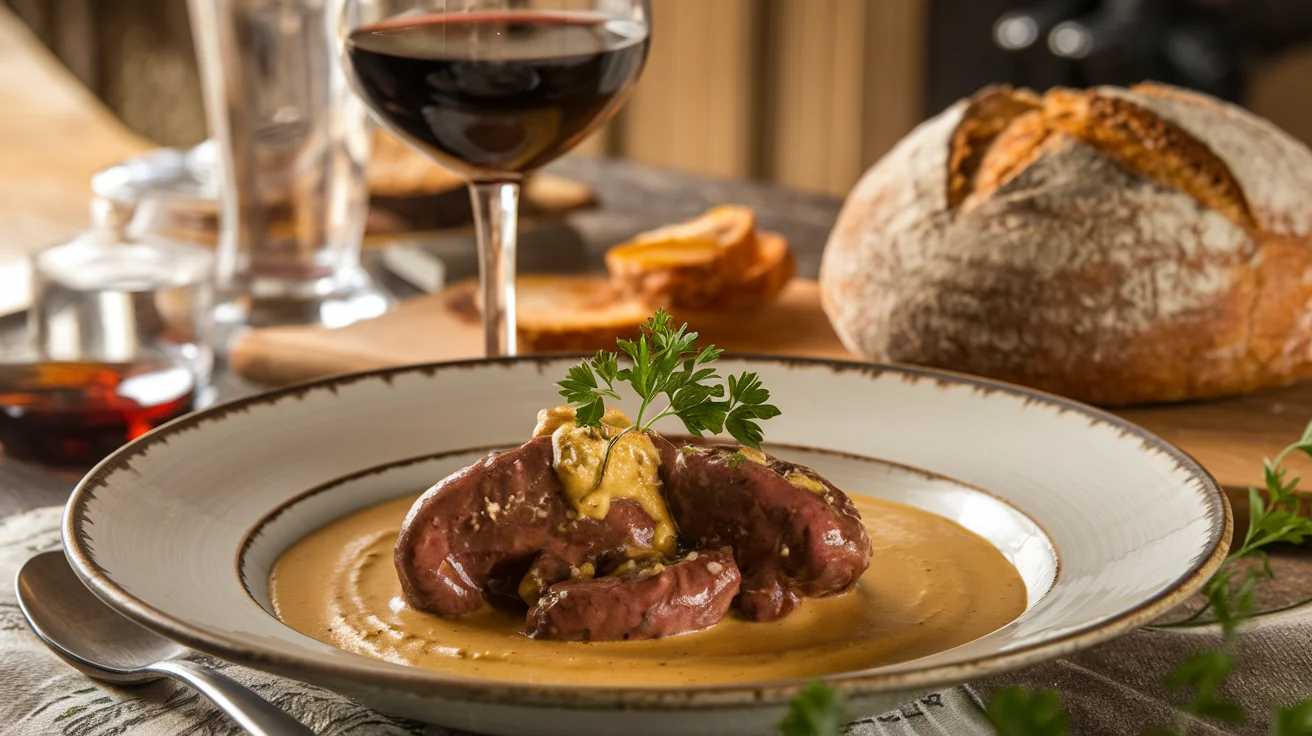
[{"x1": 534, "y1": 405, "x2": 677, "y2": 558}]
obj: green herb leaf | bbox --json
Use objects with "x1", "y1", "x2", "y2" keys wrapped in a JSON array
[
  {"x1": 1273, "y1": 699, "x2": 1312, "y2": 736},
  {"x1": 1166, "y1": 649, "x2": 1245, "y2": 724},
  {"x1": 556, "y1": 355, "x2": 621, "y2": 427},
  {"x1": 592, "y1": 350, "x2": 620, "y2": 386},
  {"x1": 777, "y1": 681, "x2": 848, "y2": 736},
  {"x1": 557, "y1": 309, "x2": 781, "y2": 486},
  {"x1": 724, "y1": 372, "x2": 782, "y2": 450},
  {"x1": 984, "y1": 688, "x2": 1068, "y2": 736},
  {"x1": 672, "y1": 396, "x2": 728, "y2": 436}
]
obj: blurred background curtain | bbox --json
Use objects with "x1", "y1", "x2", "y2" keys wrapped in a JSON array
[{"x1": 7, "y1": 0, "x2": 1312, "y2": 197}]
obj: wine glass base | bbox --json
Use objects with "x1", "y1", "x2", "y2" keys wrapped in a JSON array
[{"x1": 212, "y1": 269, "x2": 392, "y2": 355}]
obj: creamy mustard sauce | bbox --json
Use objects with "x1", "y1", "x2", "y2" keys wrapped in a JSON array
[{"x1": 269, "y1": 494, "x2": 1026, "y2": 686}]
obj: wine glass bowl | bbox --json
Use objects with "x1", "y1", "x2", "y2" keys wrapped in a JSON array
[{"x1": 338, "y1": 0, "x2": 652, "y2": 356}]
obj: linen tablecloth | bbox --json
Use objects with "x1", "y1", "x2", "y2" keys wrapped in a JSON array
[{"x1": 2, "y1": 505, "x2": 1308, "y2": 736}]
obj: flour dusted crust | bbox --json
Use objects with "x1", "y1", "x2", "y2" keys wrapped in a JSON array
[
  {"x1": 1102, "y1": 83, "x2": 1312, "y2": 236},
  {"x1": 820, "y1": 83, "x2": 1312, "y2": 405}
]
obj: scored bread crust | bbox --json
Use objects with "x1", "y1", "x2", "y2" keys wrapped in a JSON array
[{"x1": 820, "y1": 83, "x2": 1312, "y2": 406}]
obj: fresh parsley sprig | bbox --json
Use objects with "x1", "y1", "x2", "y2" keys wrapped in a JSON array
[
  {"x1": 1169, "y1": 421, "x2": 1312, "y2": 631},
  {"x1": 557, "y1": 353, "x2": 621, "y2": 427},
  {"x1": 557, "y1": 310, "x2": 781, "y2": 484},
  {"x1": 1142, "y1": 421, "x2": 1312, "y2": 734}
]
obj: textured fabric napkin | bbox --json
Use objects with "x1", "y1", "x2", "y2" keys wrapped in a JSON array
[{"x1": 1, "y1": 505, "x2": 1307, "y2": 736}]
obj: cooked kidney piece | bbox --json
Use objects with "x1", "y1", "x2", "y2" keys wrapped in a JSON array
[
  {"x1": 394, "y1": 436, "x2": 665, "y2": 617},
  {"x1": 396, "y1": 431, "x2": 873, "y2": 639},
  {"x1": 526, "y1": 548, "x2": 741, "y2": 641},
  {"x1": 658, "y1": 441, "x2": 873, "y2": 621}
]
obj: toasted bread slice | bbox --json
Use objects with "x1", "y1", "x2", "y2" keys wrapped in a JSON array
[
  {"x1": 607, "y1": 226, "x2": 795, "y2": 312},
  {"x1": 368, "y1": 129, "x2": 465, "y2": 197},
  {"x1": 627, "y1": 204, "x2": 756, "y2": 253},
  {"x1": 606, "y1": 205, "x2": 758, "y2": 303},
  {"x1": 513, "y1": 237, "x2": 793, "y2": 349},
  {"x1": 515, "y1": 275, "x2": 651, "y2": 352},
  {"x1": 456, "y1": 233, "x2": 794, "y2": 352},
  {"x1": 448, "y1": 275, "x2": 649, "y2": 352},
  {"x1": 703, "y1": 231, "x2": 796, "y2": 311}
]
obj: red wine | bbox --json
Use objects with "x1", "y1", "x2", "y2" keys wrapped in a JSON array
[{"x1": 347, "y1": 12, "x2": 648, "y2": 176}]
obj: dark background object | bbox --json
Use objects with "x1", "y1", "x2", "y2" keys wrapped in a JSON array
[
  {"x1": 929, "y1": 0, "x2": 1312, "y2": 111},
  {"x1": 15, "y1": 0, "x2": 1312, "y2": 149}
]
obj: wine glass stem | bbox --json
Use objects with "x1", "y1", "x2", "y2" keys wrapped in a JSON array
[{"x1": 469, "y1": 180, "x2": 520, "y2": 357}]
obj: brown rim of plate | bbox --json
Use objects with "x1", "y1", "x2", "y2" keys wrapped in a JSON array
[{"x1": 61, "y1": 354, "x2": 1232, "y2": 711}]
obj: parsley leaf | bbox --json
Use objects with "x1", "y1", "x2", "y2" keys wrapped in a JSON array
[
  {"x1": 777, "y1": 681, "x2": 847, "y2": 736},
  {"x1": 725, "y1": 371, "x2": 783, "y2": 449},
  {"x1": 984, "y1": 688, "x2": 1068, "y2": 736},
  {"x1": 1273, "y1": 699, "x2": 1312, "y2": 736},
  {"x1": 1169, "y1": 418, "x2": 1312, "y2": 633},
  {"x1": 556, "y1": 309, "x2": 780, "y2": 485},
  {"x1": 556, "y1": 350, "x2": 621, "y2": 427},
  {"x1": 1166, "y1": 649, "x2": 1245, "y2": 724}
]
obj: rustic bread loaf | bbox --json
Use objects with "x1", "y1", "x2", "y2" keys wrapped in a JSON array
[{"x1": 819, "y1": 83, "x2": 1312, "y2": 406}]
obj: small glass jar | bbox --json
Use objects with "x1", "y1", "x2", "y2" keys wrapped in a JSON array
[{"x1": 0, "y1": 232, "x2": 215, "y2": 469}]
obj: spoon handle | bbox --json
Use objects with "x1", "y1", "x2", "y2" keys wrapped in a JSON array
[{"x1": 147, "y1": 658, "x2": 316, "y2": 735}]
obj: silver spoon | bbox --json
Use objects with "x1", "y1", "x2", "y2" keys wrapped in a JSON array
[{"x1": 15, "y1": 550, "x2": 315, "y2": 736}]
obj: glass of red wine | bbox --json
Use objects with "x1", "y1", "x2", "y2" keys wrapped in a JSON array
[{"x1": 339, "y1": 0, "x2": 652, "y2": 356}]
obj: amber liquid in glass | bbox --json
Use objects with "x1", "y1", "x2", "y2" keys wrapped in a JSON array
[{"x1": 0, "y1": 361, "x2": 195, "y2": 469}]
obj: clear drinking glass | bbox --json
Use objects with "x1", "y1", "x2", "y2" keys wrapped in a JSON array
[
  {"x1": 188, "y1": 0, "x2": 389, "y2": 336},
  {"x1": 337, "y1": 0, "x2": 652, "y2": 356}
]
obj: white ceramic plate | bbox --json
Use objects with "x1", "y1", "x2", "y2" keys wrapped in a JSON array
[{"x1": 63, "y1": 357, "x2": 1230, "y2": 736}]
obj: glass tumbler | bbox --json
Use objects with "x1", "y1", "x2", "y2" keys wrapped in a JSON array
[
  {"x1": 0, "y1": 234, "x2": 214, "y2": 469},
  {"x1": 188, "y1": 0, "x2": 389, "y2": 338}
]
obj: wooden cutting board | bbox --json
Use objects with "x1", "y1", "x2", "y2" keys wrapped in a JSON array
[
  {"x1": 231, "y1": 278, "x2": 1312, "y2": 502},
  {"x1": 230, "y1": 278, "x2": 849, "y2": 381}
]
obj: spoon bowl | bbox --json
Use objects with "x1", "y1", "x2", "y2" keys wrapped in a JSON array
[
  {"x1": 15, "y1": 550, "x2": 313, "y2": 735},
  {"x1": 17, "y1": 549, "x2": 185, "y2": 683}
]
